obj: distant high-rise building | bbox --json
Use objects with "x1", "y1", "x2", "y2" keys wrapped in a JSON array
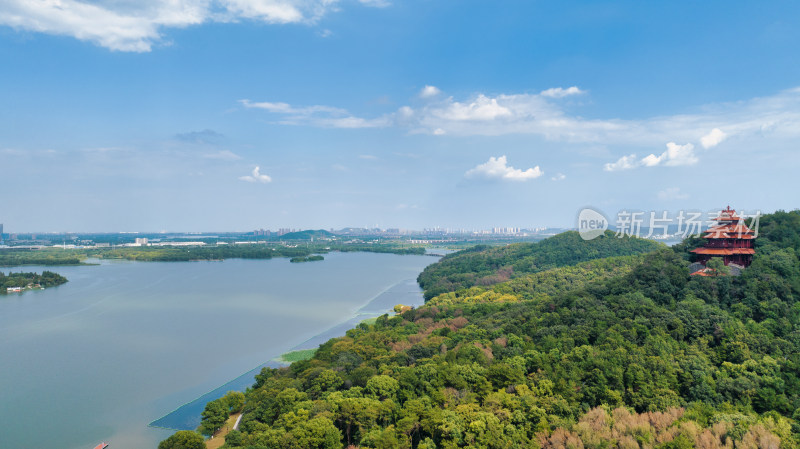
[{"x1": 0, "y1": 223, "x2": 4, "y2": 243}]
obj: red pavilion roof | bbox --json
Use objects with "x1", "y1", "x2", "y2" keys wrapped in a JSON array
[
  {"x1": 712, "y1": 205, "x2": 741, "y2": 222},
  {"x1": 703, "y1": 234, "x2": 755, "y2": 239},
  {"x1": 703, "y1": 222, "x2": 755, "y2": 239},
  {"x1": 690, "y1": 248, "x2": 755, "y2": 255}
]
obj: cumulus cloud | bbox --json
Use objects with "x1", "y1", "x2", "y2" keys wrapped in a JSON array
[
  {"x1": 433, "y1": 94, "x2": 513, "y2": 121},
  {"x1": 700, "y1": 128, "x2": 727, "y2": 148},
  {"x1": 641, "y1": 142, "x2": 698, "y2": 167},
  {"x1": 539, "y1": 86, "x2": 586, "y2": 98},
  {"x1": 242, "y1": 87, "x2": 616, "y2": 139},
  {"x1": 657, "y1": 187, "x2": 689, "y2": 201},
  {"x1": 240, "y1": 87, "x2": 800, "y2": 160},
  {"x1": 239, "y1": 166, "x2": 272, "y2": 183},
  {"x1": 551, "y1": 173, "x2": 566, "y2": 181},
  {"x1": 605, "y1": 142, "x2": 698, "y2": 171},
  {"x1": 419, "y1": 85, "x2": 441, "y2": 98},
  {"x1": 0, "y1": 0, "x2": 383, "y2": 52},
  {"x1": 465, "y1": 156, "x2": 543, "y2": 181},
  {"x1": 221, "y1": 0, "x2": 306, "y2": 23},
  {"x1": 604, "y1": 154, "x2": 638, "y2": 172}
]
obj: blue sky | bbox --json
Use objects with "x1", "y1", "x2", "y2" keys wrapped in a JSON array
[{"x1": 1, "y1": 0, "x2": 799, "y2": 232}]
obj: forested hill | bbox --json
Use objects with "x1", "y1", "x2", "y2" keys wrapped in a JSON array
[
  {"x1": 162, "y1": 210, "x2": 800, "y2": 449},
  {"x1": 418, "y1": 230, "x2": 663, "y2": 299}
]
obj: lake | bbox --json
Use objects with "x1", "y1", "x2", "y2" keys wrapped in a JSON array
[{"x1": 0, "y1": 252, "x2": 436, "y2": 449}]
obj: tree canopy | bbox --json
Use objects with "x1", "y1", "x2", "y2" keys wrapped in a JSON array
[
  {"x1": 417, "y1": 231, "x2": 663, "y2": 300},
  {"x1": 158, "y1": 430, "x2": 206, "y2": 449},
  {"x1": 161, "y1": 210, "x2": 800, "y2": 449}
]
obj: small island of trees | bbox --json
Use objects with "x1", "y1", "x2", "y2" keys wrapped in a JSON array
[
  {"x1": 290, "y1": 255, "x2": 325, "y2": 263},
  {"x1": 1, "y1": 270, "x2": 68, "y2": 293}
]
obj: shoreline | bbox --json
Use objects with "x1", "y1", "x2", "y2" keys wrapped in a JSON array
[{"x1": 148, "y1": 275, "x2": 432, "y2": 431}]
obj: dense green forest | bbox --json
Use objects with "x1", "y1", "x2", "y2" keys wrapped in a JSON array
[
  {"x1": 0, "y1": 248, "x2": 85, "y2": 266},
  {"x1": 159, "y1": 210, "x2": 800, "y2": 449},
  {"x1": 0, "y1": 270, "x2": 67, "y2": 291},
  {"x1": 417, "y1": 231, "x2": 663, "y2": 300}
]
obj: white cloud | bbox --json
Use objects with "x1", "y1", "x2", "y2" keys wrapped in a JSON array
[
  {"x1": 245, "y1": 88, "x2": 617, "y2": 139},
  {"x1": 657, "y1": 187, "x2": 689, "y2": 201},
  {"x1": 551, "y1": 173, "x2": 566, "y2": 181},
  {"x1": 240, "y1": 87, "x2": 800, "y2": 157},
  {"x1": 0, "y1": 0, "x2": 381, "y2": 52},
  {"x1": 700, "y1": 128, "x2": 727, "y2": 148},
  {"x1": 419, "y1": 85, "x2": 441, "y2": 98},
  {"x1": 240, "y1": 99, "x2": 390, "y2": 129},
  {"x1": 641, "y1": 142, "x2": 698, "y2": 167},
  {"x1": 604, "y1": 154, "x2": 638, "y2": 172},
  {"x1": 239, "y1": 100, "x2": 344, "y2": 115},
  {"x1": 358, "y1": 154, "x2": 377, "y2": 160},
  {"x1": 203, "y1": 150, "x2": 241, "y2": 160},
  {"x1": 540, "y1": 86, "x2": 586, "y2": 98},
  {"x1": 221, "y1": 0, "x2": 305, "y2": 23},
  {"x1": 465, "y1": 156, "x2": 543, "y2": 181},
  {"x1": 0, "y1": 0, "x2": 182, "y2": 52},
  {"x1": 239, "y1": 166, "x2": 272, "y2": 183},
  {"x1": 358, "y1": 0, "x2": 391, "y2": 6},
  {"x1": 606, "y1": 143, "x2": 698, "y2": 172},
  {"x1": 433, "y1": 94, "x2": 512, "y2": 121}
]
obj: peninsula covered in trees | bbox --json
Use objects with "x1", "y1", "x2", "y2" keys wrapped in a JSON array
[
  {"x1": 0, "y1": 248, "x2": 84, "y2": 266},
  {"x1": 0, "y1": 242, "x2": 425, "y2": 267},
  {"x1": 166, "y1": 210, "x2": 800, "y2": 449}
]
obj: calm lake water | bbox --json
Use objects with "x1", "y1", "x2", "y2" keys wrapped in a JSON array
[{"x1": 0, "y1": 252, "x2": 435, "y2": 449}]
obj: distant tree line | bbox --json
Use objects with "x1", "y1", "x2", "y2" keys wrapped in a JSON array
[
  {"x1": 290, "y1": 255, "x2": 325, "y2": 263},
  {"x1": 0, "y1": 248, "x2": 84, "y2": 266}
]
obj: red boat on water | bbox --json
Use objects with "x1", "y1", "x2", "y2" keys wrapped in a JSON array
[{"x1": 92, "y1": 443, "x2": 109, "y2": 449}]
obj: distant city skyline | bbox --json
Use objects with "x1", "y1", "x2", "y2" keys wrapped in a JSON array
[{"x1": 2, "y1": 1, "x2": 799, "y2": 232}]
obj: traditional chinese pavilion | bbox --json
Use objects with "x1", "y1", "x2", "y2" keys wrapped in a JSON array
[{"x1": 691, "y1": 206, "x2": 755, "y2": 267}]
